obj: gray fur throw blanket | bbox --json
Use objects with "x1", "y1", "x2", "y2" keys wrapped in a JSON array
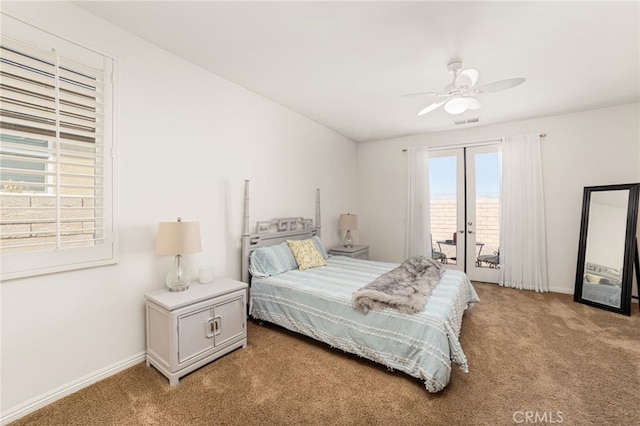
[{"x1": 352, "y1": 256, "x2": 444, "y2": 314}]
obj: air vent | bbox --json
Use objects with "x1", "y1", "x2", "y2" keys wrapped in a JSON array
[{"x1": 454, "y1": 117, "x2": 480, "y2": 125}]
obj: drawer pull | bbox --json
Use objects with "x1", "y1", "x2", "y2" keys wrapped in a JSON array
[
  {"x1": 214, "y1": 316, "x2": 222, "y2": 335},
  {"x1": 205, "y1": 318, "x2": 215, "y2": 338}
]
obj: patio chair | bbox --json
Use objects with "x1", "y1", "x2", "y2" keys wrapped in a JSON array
[
  {"x1": 430, "y1": 234, "x2": 447, "y2": 264},
  {"x1": 477, "y1": 249, "x2": 500, "y2": 268}
]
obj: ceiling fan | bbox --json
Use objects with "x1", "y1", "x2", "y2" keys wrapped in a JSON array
[{"x1": 405, "y1": 59, "x2": 526, "y2": 116}]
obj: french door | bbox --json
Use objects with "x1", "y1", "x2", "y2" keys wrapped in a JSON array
[{"x1": 429, "y1": 144, "x2": 501, "y2": 283}]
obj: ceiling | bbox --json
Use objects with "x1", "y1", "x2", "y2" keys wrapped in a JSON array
[{"x1": 74, "y1": 1, "x2": 639, "y2": 142}]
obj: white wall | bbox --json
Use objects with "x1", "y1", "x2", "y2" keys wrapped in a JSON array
[
  {"x1": 357, "y1": 103, "x2": 640, "y2": 294},
  {"x1": 0, "y1": 2, "x2": 357, "y2": 421},
  {"x1": 2, "y1": 2, "x2": 639, "y2": 422}
]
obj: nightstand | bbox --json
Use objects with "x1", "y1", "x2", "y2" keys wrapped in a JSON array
[
  {"x1": 329, "y1": 244, "x2": 369, "y2": 260},
  {"x1": 145, "y1": 277, "x2": 248, "y2": 385}
]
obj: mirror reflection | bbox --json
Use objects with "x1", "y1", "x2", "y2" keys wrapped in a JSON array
[
  {"x1": 580, "y1": 190, "x2": 628, "y2": 308},
  {"x1": 575, "y1": 183, "x2": 640, "y2": 316}
]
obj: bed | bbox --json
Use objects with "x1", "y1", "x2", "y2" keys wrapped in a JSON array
[
  {"x1": 240, "y1": 181, "x2": 479, "y2": 392},
  {"x1": 580, "y1": 262, "x2": 622, "y2": 308}
]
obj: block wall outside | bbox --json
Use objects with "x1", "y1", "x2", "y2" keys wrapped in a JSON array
[
  {"x1": 431, "y1": 198, "x2": 500, "y2": 259},
  {"x1": 1, "y1": 153, "x2": 99, "y2": 253},
  {"x1": 0, "y1": 194, "x2": 97, "y2": 253}
]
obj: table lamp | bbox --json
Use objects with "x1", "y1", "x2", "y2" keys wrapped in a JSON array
[
  {"x1": 338, "y1": 213, "x2": 358, "y2": 248},
  {"x1": 155, "y1": 217, "x2": 202, "y2": 292}
]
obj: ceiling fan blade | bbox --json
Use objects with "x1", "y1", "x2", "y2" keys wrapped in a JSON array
[
  {"x1": 403, "y1": 91, "x2": 445, "y2": 97},
  {"x1": 476, "y1": 77, "x2": 526, "y2": 94},
  {"x1": 417, "y1": 100, "x2": 446, "y2": 116},
  {"x1": 455, "y1": 68, "x2": 479, "y2": 88}
]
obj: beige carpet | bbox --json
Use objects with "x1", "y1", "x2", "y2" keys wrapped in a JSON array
[{"x1": 11, "y1": 283, "x2": 640, "y2": 425}]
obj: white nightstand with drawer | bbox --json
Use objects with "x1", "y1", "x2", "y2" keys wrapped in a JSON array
[
  {"x1": 328, "y1": 244, "x2": 369, "y2": 260},
  {"x1": 145, "y1": 277, "x2": 248, "y2": 385}
]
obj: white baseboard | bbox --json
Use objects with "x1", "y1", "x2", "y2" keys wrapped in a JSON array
[
  {"x1": 548, "y1": 285, "x2": 574, "y2": 294},
  {"x1": 1, "y1": 352, "x2": 146, "y2": 425}
]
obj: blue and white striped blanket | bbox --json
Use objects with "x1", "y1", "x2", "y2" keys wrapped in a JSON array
[{"x1": 250, "y1": 256, "x2": 479, "y2": 392}]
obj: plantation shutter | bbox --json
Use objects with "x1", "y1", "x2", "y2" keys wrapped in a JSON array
[{"x1": 0, "y1": 16, "x2": 116, "y2": 280}]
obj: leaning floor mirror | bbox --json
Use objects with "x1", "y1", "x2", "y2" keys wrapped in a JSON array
[{"x1": 574, "y1": 183, "x2": 640, "y2": 316}]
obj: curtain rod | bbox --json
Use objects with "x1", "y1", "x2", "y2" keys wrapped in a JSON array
[{"x1": 401, "y1": 133, "x2": 547, "y2": 152}]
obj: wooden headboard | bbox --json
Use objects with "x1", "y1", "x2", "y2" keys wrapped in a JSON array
[{"x1": 240, "y1": 180, "x2": 321, "y2": 283}]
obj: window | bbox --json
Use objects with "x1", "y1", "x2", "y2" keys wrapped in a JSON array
[
  {"x1": 0, "y1": 15, "x2": 116, "y2": 280},
  {"x1": 1, "y1": 135, "x2": 49, "y2": 193}
]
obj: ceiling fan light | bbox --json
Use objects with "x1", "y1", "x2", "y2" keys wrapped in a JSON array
[
  {"x1": 466, "y1": 98, "x2": 482, "y2": 110},
  {"x1": 444, "y1": 97, "x2": 469, "y2": 115}
]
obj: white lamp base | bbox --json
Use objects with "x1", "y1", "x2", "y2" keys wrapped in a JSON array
[
  {"x1": 166, "y1": 254, "x2": 191, "y2": 292},
  {"x1": 342, "y1": 230, "x2": 354, "y2": 248}
]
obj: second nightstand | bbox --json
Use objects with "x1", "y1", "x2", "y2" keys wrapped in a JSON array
[{"x1": 328, "y1": 244, "x2": 369, "y2": 260}]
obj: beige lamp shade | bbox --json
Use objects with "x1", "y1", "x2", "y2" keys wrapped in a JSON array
[
  {"x1": 156, "y1": 220, "x2": 202, "y2": 255},
  {"x1": 338, "y1": 214, "x2": 358, "y2": 231}
]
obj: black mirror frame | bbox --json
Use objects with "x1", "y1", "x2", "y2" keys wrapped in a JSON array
[{"x1": 574, "y1": 183, "x2": 640, "y2": 316}]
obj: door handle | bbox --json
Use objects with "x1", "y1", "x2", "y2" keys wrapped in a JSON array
[{"x1": 468, "y1": 230, "x2": 474, "y2": 234}]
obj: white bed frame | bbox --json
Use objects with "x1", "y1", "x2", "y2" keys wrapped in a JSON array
[{"x1": 240, "y1": 180, "x2": 322, "y2": 284}]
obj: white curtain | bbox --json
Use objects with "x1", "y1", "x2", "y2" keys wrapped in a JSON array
[
  {"x1": 500, "y1": 133, "x2": 549, "y2": 292},
  {"x1": 405, "y1": 146, "x2": 431, "y2": 258}
]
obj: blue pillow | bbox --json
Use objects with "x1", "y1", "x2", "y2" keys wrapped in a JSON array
[
  {"x1": 249, "y1": 242, "x2": 299, "y2": 278},
  {"x1": 311, "y1": 235, "x2": 328, "y2": 259}
]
